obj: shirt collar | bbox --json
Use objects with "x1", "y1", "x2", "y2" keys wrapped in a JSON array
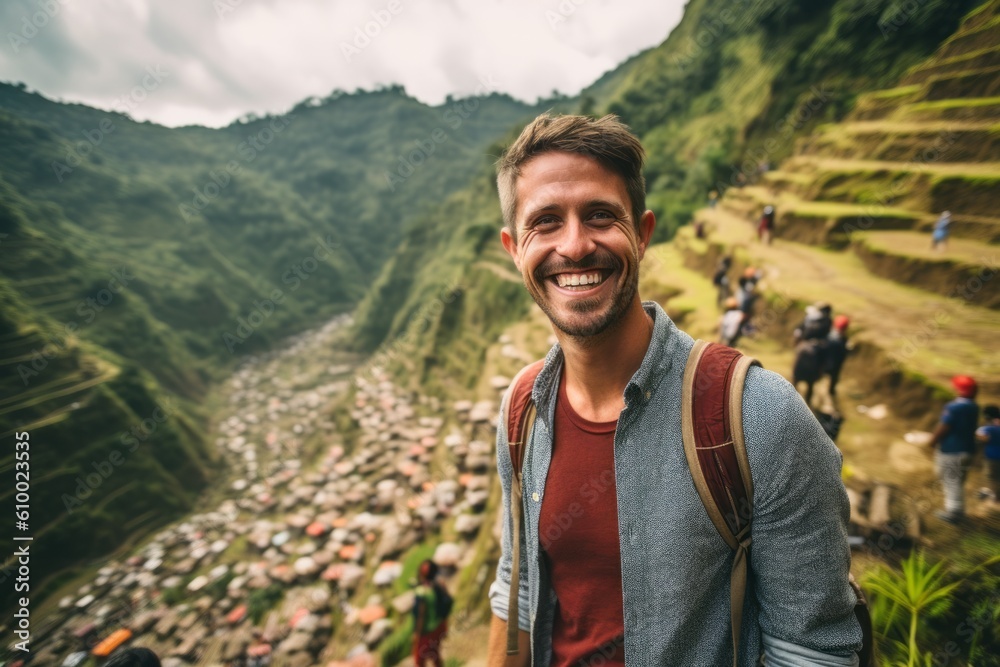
[{"x1": 531, "y1": 300, "x2": 680, "y2": 418}]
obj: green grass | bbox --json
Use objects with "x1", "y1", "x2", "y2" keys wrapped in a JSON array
[
  {"x1": 763, "y1": 170, "x2": 815, "y2": 185},
  {"x1": 784, "y1": 200, "x2": 919, "y2": 219},
  {"x1": 247, "y1": 584, "x2": 285, "y2": 624},
  {"x1": 869, "y1": 85, "x2": 923, "y2": 100},
  {"x1": 904, "y1": 95, "x2": 1000, "y2": 111}
]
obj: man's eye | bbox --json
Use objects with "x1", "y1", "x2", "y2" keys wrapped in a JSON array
[
  {"x1": 589, "y1": 211, "x2": 616, "y2": 224},
  {"x1": 533, "y1": 217, "x2": 559, "y2": 229}
]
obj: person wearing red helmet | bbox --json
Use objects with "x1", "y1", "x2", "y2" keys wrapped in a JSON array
[
  {"x1": 928, "y1": 375, "x2": 980, "y2": 522},
  {"x1": 825, "y1": 315, "x2": 851, "y2": 404}
]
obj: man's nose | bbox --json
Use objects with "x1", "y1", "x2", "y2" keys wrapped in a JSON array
[{"x1": 555, "y1": 218, "x2": 598, "y2": 262}]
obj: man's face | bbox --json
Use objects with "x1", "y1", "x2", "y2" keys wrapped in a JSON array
[{"x1": 501, "y1": 151, "x2": 654, "y2": 338}]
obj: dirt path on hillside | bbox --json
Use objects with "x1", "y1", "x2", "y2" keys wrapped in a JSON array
[
  {"x1": 698, "y1": 207, "x2": 1000, "y2": 393},
  {"x1": 643, "y1": 243, "x2": 1000, "y2": 568}
]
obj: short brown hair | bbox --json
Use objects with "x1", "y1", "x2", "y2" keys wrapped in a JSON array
[{"x1": 496, "y1": 113, "x2": 646, "y2": 239}]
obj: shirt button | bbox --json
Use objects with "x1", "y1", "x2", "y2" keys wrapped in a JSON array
[
  {"x1": 532, "y1": 492, "x2": 539, "y2": 502},
  {"x1": 645, "y1": 391, "x2": 651, "y2": 400}
]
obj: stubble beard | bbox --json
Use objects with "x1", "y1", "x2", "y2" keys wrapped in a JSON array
[{"x1": 523, "y1": 250, "x2": 640, "y2": 341}]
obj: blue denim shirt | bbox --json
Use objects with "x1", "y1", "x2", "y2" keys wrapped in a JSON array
[{"x1": 489, "y1": 302, "x2": 862, "y2": 666}]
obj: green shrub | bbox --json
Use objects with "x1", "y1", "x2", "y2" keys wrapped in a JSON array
[
  {"x1": 863, "y1": 550, "x2": 1000, "y2": 666},
  {"x1": 247, "y1": 584, "x2": 285, "y2": 624}
]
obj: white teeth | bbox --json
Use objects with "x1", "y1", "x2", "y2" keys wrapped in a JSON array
[{"x1": 556, "y1": 272, "x2": 604, "y2": 288}]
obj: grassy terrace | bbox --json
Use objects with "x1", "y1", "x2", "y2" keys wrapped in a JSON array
[
  {"x1": 694, "y1": 205, "x2": 1000, "y2": 399},
  {"x1": 852, "y1": 230, "x2": 1000, "y2": 310},
  {"x1": 858, "y1": 230, "x2": 999, "y2": 264},
  {"x1": 898, "y1": 95, "x2": 1000, "y2": 121},
  {"x1": 786, "y1": 157, "x2": 1000, "y2": 178},
  {"x1": 903, "y1": 46, "x2": 1000, "y2": 84},
  {"x1": 723, "y1": 185, "x2": 924, "y2": 224}
]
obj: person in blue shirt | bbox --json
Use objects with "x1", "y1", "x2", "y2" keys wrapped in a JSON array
[
  {"x1": 976, "y1": 404, "x2": 1000, "y2": 503},
  {"x1": 928, "y1": 375, "x2": 979, "y2": 522},
  {"x1": 931, "y1": 210, "x2": 951, "y2": 251}
]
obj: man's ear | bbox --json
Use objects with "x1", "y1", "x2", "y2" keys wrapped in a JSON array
[
  {"x1": 500, "y1": 226, "x2": 522, "y2": 273},
  {"x1": 637, "y1": 209, "x2": 656, "y2": 260}
]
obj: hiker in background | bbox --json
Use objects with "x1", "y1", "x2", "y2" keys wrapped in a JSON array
[
  {"x1": 976, "y1": 405, "x2": 1000, "y2": 503},
  {"x1": 106, "y1": 648, "x2": 162, "y2": 667},
  {"x1": 825, "y1": 315, "x2": 851, "y2": 404},
  {"x1": 927, "y1": 375, "x2": 979, "y2": 523},
  {"x1": 719, "y1": 297, "x2": 745, "y2": 348},
  {"x1": 792, "y1": 303, "x2": 834, "y2": 408},
  {"x1": 931, "y1": 210, "x2": 951, "y2": 251},
  {"x1": 413, "y1": 560, "x2": 450, "y2": 667},
  {"x1": 736, "y1": 271, "x2": 759, "y2": 335},
  {"x1": 694, "y1": 219, "x2": 706, "y2": 239},
  {"x1": 794, "y1": 302, "x2": 833, "y2": 343},
  {"x1": 708, "y1": 189, "x2": 719, "y2": 208},
  {"x1": 757, "y1": 205, "x2": 776, "y2": 245},
  {"x1": 712, "y1": 255, "x2": 732, "y2": 308},
  {"x1": 792, "y1": 339, "x2": 824, "y2": 408}
]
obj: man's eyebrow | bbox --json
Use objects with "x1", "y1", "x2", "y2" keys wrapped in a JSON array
[
  {"x1": 522, "y1": 200, "x2": 627, "y2": 221},
  {"x1": 522, "y1": 203, "x2": 562, "y2": 221},
  {"x1": 583, "y1": 199, "x2": 627, "y2": 215}
]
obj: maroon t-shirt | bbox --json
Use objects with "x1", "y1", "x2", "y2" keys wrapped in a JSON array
[{"x1": 538, "y1": 377, "x2": 626, "y2": 666}]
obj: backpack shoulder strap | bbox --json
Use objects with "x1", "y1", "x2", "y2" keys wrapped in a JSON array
[
  {"x1": 502, "y1": 359, "x2": 546, "y2": 478},
  {"x1": 681, "y1": 339, "x2": 760, "y2": 667},
  {"x1": 499, "y1": 359, "x2": 545, "y2": 656},
  {"x1": 682, "y1": 341, "x2": 875, "y2": 666}
]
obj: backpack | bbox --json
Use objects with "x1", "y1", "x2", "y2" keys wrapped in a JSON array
[
  {"x1": 413, "y1": 582, "x2": 452, "y2": 632},
  {"x1": 434, "y1": 582, "x2": 453, "y2": 621},
  {"x1": 800, "y1": 314, "x2": 832, "y2": 342},
  {"x1": 712, "y1": 267, "x2": 727, "y2": 287},
  {"x1": 500, "y1": 340, "x2": 874, "y2": 666}
]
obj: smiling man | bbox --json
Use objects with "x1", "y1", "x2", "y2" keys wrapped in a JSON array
[{"x1": 486, "y1": 114, "x2": 862, "y2": 667}]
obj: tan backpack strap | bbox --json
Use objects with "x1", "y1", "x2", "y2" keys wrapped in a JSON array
[
  {"x1": 506, "y1": 402, "x2": 535, "y2": 654},
  {"x1": 726, "y1": 353, "x2": 757, "y2": 666},
  {"x1": 502, "y1": 362, "x2": 543, "y2": 656},
  {"x1": 729, "y1": 354, "x2": 757, "y2": 502},
  {"x1": 681, "y1": 339, "x2": 760, "y2": 666}
]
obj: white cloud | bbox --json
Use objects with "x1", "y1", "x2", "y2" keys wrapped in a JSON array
[{"x1": 0, "y1": 0, "x2": 685, "y2": 127}]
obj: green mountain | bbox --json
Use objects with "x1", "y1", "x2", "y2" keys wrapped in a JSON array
[
  {"x1": 351, "y1": 0, "x2": 984, "y2": 389},
  {"x1": 0, "y1": 82, "x2": 547, "y2": 602}
]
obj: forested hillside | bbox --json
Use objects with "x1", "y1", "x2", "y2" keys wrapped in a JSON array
[{"x1": 0, "y1": 82, "x2": 548, "y2": 601}]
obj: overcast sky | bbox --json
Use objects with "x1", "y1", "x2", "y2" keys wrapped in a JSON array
[{"x1": 0, "y1": 0, "x2": 685, "y2": 128}]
